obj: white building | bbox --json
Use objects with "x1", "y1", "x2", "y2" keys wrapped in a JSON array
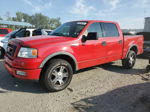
[{"x1": 144, "y1": 17, "x2": 150, "y2": 32}]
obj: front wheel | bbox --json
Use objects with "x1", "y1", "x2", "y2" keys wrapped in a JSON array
[
  {"x1": 122, "y1": 50, "x2": 136, "y2": 69},
  {"x1": 40, "y1": 59, "x2": 73, "y2": 92}
]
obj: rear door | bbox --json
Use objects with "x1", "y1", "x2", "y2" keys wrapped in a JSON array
[{"x1": 101, "y1": 23, "x2": 123, "y2": 62}]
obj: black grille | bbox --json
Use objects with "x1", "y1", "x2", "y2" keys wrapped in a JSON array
[{"x1": 7, "y1": 44, "x2": 17, "y2": 57}]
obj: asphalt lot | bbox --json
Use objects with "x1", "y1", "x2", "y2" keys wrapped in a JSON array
[{"x1": 0, "y1": 58, "x2": 150, "y2": 112}]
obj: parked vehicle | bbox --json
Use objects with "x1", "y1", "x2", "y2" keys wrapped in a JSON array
[
  {"x1": 137, "y1": 32, "x2": 150, "y2": 52},
  {"x1": 45, "y1": 29, "x2": 52, "y2": 35},
  {"x1": 0, "y1": 28, "x2": 51, "y2": 58},
  {"x1": 0, "y1": 30, "x2": 18, "y2": 58},
  {"x1": 0, "y1": 28, "x2": 12, "y2": 37},
  {"x1": 4, "y1": 20, "x2": 143, "y2": 92},
  {"x1": 144, "y1": 48, "x2": 150, "y2": 73}
]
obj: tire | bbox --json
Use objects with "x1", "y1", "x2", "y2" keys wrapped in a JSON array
[
  {"x1": 40, "y1": 59, "x2": 73, "y2": 92},
  {"x1": 122, "y1": 50, "x2": 136, "y2": 69},
  {"x1": 0, "y1": 47, "x2": 5, "y2": 59},
  {"x1": 145, "y1": 65, "x2": 150, "y2": 73}
]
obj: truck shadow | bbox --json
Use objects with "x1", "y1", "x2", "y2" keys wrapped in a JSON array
[
  {"x1": 100, "y1": 63, "x2": 144, "y2": 75},
  {"x1": 72, "y1": 82, "x2": 150, "y2": 112},
  {"x1": 0, "y1": 60, "x2": 47, "y2": 94},
  {"x1": 0, "y1": 74, "x2": 47, "y2": 94},
  {"x1": 100, "y1": 62, "x2": 150, "y2": 81},
  {"x1": 0, "y1": 59, "x2": 149, "y2": 94}
]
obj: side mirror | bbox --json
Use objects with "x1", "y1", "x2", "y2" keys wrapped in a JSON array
[
  {"x1": 81, "y1": 35, "x2": 87, "y2": 43},
  {"x1": 81, "y1": 32, "x2": 98, "y2": 43},
  {"x1": 87, "y1": 32, "x2": 98, "y2": 40},
  {"x1": 10, "y1": 34, "x2": 16, "y2": 38}
]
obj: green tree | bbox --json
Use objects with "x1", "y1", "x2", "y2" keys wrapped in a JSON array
[
  {"x1": 10, "y1": 12, "x2": 61, "y2": 29},
  {"x1": 31, "y1": 13, "x2": 61, "y2": 29},
  {"x1": 49, "y1": 18, "x2": 61, "y2": 30},
  {"x1": 31, "y1": 13, "x2": 50, "y2": 28},
  {"x1": 12, "y1": 12, "x2": 32, "y2": 22}
]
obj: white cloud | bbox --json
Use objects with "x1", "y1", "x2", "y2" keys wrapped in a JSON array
[
  {"x1": 22, "y1": 0, "x2": 51, "y2": 13},
  {"x1": 103, "y1": 0, "x2": 120, "y2": 11},
  {"x1": 70, "y1": 0, "x2": 95, "y2": 16},
  {"x1": 118, "y1": 17, "x2": 144, "y2": 29},
  {"x1": 137, "y1": 0, "x2": 150, "y2": 8}
]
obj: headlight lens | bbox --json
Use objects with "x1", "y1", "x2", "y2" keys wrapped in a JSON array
[{"x1": 18, "y1": 47, "x2": 38, "y2": 58}]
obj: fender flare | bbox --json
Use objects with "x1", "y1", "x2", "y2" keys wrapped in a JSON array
[
  {"x1": 39, "y1": 51, "x2": 78, "y2": 70},
  {"x1": 125, "y1": 44, "x2": 138, "y2": 58}
]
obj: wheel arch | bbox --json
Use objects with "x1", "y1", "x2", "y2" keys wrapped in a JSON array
[
  {"x1": 126, "y1": 44, "x2": 138, "y2": 58},
  {"x1": 39, "y1": 52, "x2": 78, "y2": 73}
]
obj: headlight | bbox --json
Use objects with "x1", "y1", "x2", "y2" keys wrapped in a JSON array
[{"x1": 18, "y1": 47, "x2": 38, "y2": 58}]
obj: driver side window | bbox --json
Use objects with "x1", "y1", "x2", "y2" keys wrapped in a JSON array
[{"x1": 84, "y1": 22, "x2": 102, "y2": 38}]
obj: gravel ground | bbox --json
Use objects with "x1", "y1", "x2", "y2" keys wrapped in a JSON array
[{"x1": 0, "y1": 58, "x2": 150, "y2": 112}]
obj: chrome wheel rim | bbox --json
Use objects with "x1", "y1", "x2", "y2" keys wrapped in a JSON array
[
  {"x1": 50, "y1": 65, "x2": 69, "y2": 86},
  {"x1": 129, "y1": 54, "x2": 135, "y2": 65}
]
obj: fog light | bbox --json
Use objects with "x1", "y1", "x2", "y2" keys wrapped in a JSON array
[{"x1": 16, "y1": 71, "x2": 26, "y2": 76}]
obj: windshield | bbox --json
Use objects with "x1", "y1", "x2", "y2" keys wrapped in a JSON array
[
  {"x1": 5, "y1": 30, "x2": 18, "y2": 38},
  {"x1": 50, "y1": 21, "x2": 87, "y2": 37}
]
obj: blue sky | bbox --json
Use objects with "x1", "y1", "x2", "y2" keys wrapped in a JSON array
[{"x1": 1, "y1": 0, "x2": 150, "y2": 29}]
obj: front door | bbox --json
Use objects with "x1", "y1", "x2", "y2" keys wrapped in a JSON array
[{"x1": 78, "y1": 22, "x2": 107, "y2": 69}]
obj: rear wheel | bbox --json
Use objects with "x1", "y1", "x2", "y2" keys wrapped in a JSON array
[
  {"x1": 40, "y1": 59, "x2": 73, "y2": 92},
  {"x1": 122, "y1": 50, "x2": 136, "y2": 69},
  {"x1": 0, "y1": 47, "x2": 5, "y2": 59}
]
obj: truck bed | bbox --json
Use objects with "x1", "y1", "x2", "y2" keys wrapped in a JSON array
[{"x1": 122, "y1": 35, "x2": 143, "y2": 59}]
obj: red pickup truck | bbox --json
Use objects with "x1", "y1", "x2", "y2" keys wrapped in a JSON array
[{"x1": 4, "y1": 20, "x2": 143, "y2": 92}]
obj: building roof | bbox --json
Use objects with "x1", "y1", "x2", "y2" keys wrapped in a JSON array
[
  {"x1": 0, "y1": 20, "x2": 32, "y2": 27},
  {"x1": 145, "y1": 17, "x2": 150, "y2": 19}
]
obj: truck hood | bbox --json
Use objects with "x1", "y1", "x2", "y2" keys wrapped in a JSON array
[{"x1": 15, "y1": 35, "x2": 77, "y2": 48}]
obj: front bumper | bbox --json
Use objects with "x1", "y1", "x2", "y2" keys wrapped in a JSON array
[
  {"x1": 4, "y1": 56, "x2": 42, "y2": 80},
  {"x1": 5, "y1": 62, "x2": 41, "y2": 80}
]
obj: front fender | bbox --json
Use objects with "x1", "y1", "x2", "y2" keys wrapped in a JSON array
[{"x1": 39, "y1": 51, "x2": 78, "y2": 70}]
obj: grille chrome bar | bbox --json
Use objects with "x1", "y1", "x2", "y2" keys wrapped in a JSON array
[{"x1": 7, "y1": 43, "x2": 17, "y2": 57}]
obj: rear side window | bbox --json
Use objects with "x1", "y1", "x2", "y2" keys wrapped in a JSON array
[
  {"x1": 15, "y1": 29, "x2": 26, "y2": 37},
  {"x1": 33, "y1": 30, "x2": 42, "y2": 36},
  {"x1": 25, "y1": 31, "x2": 30, "y2": 37},
  {"x1": 101, "y1": 23, "x2": 119, "y2": 37},
  {"x1": 0, "y1": 29, "x2": 8, "y2": 34},
  {"x1": 86, "y1": 22, "x2": 103, "y2": 37}
]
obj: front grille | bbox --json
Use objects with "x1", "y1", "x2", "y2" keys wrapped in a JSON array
[{"x1": 7, "y1": 43, "x2": 17, "y2": 57}]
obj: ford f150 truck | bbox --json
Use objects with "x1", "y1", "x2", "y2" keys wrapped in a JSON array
[{"x1": 4, "y1": 20, "x2": 143, "y2": 92}]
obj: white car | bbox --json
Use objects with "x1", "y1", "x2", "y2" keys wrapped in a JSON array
[
  {"x1": 0, "y1": 30, "x2": 18, "y2": 58},
  {"x1": 0, "y1": 28, "x2": 52, "y2": 58}
]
